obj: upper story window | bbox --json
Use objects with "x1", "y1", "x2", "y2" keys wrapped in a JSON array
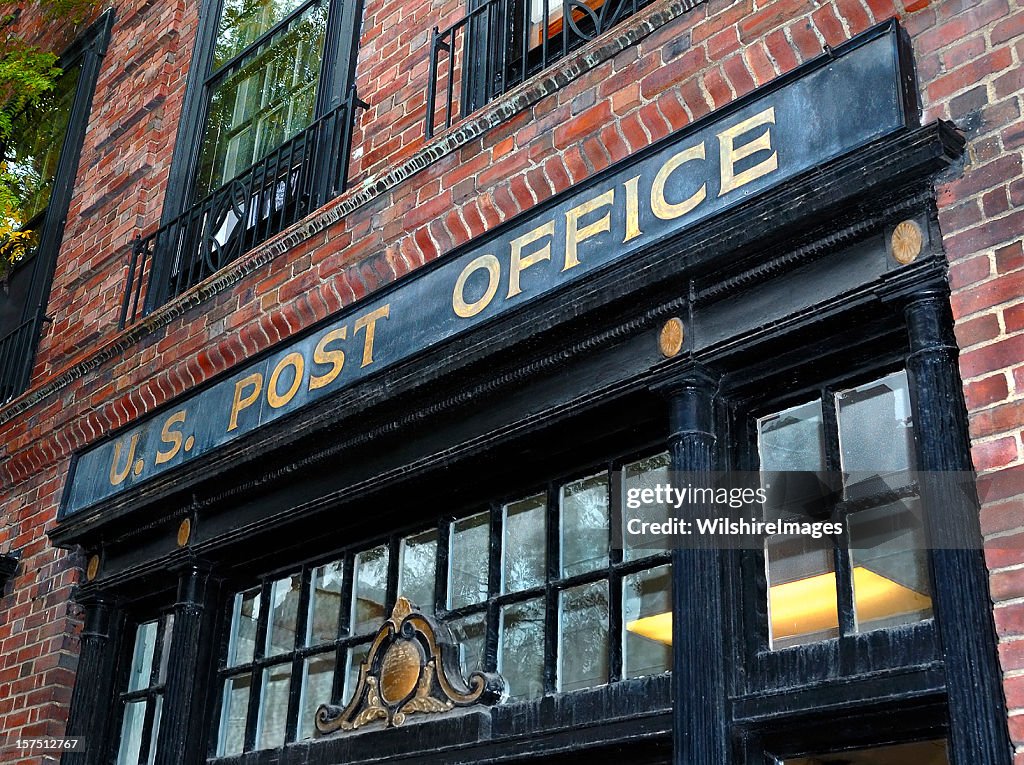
[
  {"x1": 426, "y1": 0, "x2": 670, "y2": 136},
  {"x1": 123, "y1": 0, "x2": 365, "y2": 324},
  {"x1": 757, "y1": 369, "x2": 932, "y2": 651},
  {"x1": 0, "y1": 12, "x2": 110, "y2": 402},
  {"x1": 211, "y1": 453, "x2": 672, "y2": 755}
]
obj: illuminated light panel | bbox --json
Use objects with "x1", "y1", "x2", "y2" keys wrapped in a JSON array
[{"x1": 625, "y1": 567, "x2": 931, "y2": 646}]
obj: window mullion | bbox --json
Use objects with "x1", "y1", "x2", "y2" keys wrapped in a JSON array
[{"x1": 822, "y1": 387, "x2": 856, "y2": 639}]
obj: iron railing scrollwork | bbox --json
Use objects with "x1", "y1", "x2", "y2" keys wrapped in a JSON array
[
  {"x1": 426, "y1": 0, "x2": 655, "y2": 137},
  {"x1": 120, "y1": 87, "x2": 367, "y2": 328}
]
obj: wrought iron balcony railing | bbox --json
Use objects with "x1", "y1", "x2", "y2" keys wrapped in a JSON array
[
  {"x1": 426, "y1": 0, "x2": 657, "y2": 137},
  {"x1": 0, "y1": 314, "x2": 42, "y2": 405},
  {"x1": 120, "y1": 90, "x2": 365, "y2": 328}
]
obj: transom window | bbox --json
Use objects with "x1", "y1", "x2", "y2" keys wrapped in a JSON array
[
  {"x1": 757, "y1": 369, "x2": 933, "y2": 650},
  {"x1": 213, "y1": 453, "x2": 673, "y2": 753},
  {"x1": 112, "y1": 613, "x2": 175, "y2": 765}
]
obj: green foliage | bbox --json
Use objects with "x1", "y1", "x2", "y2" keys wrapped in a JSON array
[{"x1": 0, "y1": 0, "x2": 97, "y2": 282}]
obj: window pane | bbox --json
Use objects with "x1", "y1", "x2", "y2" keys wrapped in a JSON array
[
  {"x1": 448, "y1": 511, "x2": 490, "y2": 609},
  {"x1": 146, "y1": 696, "x2": 163, "y2": 765},
  {"x1": 837, "y1": 370, "x2": 916, "y2": 484},
  {"x1": 228, "y1": 587, "x2": 261, "y2": 666},
  {"x1": 560, "y1": 473, "x2": 609, "y2": 577},
  {"x1": 215, "y1": 0, "x2": 314, "y2": 69},
  {"x1": 298, "y1": 652, "x2": 336, "y2": 740},
  {"x1": 558, "y1": 581, "x2": 609, "y2": 692},
  {"x1": 257, "y1": 664, "x2": 291, "y2": 749},
  {"x1": 307, "y1": 560, "x2": 344, "y2": 645},
  {"x1": 448, "y1": 612, "x2": 487, "y2": 676},
  {"x1": 265, "y1": 574, "x2": 301, "y2": 656},
  {"x1": 622, "y1": 453, "x2": 670, "y2": 561},
  {"x1": 7, "y1": 64, "x2": 81, "y2": 225},
  {"x1": 499, "y1": 598, "x2": 545, "y2": 700},
  {"x1": 782, "y1": 739, "x2": 948, "y2": 764},
  {"x1": 115, "y1": 699, "x2": 146, "y2": 765},
  {"x1": 157, "y1": 615, "x2": 174, "y2": 684},
  {"x1": 127, "y1": 621, "x2": 158, "y2": 692},
  {"x1": 196, "y1": 2, "x2": 328, "y2": 196},
  {"x1": 757, "y1": 400, "x2": 826, "y2": 473},
  {"x1": 217, "y1": 674, "x2": 252, "y2": 756},
  {"x1": 767, "y1": 534, "x2": 837, "y2": 649},
  {"x1": 623, "y1": 565, "x2": 672, "y2": 678},
  {"x1": 850, "y1": 497, "x2": 932, "y2": 633},
  {"x1": 352, "y1": 545, "x2": 389, "y2": 635},
  {"x1": 502, "y1": 494, "x2": 546, "y2": 592},
  {"x1": 343, "y1": 643, "x2": 370, "y2": 704},
  {"x1": 399, "y1": 529, "x2": 438, "y2": 613}
]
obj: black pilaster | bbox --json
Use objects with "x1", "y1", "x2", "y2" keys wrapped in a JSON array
[
  {"x1": 155, "y1": 561, "x2": 218, "y2": 765},
  {"x1": 662, "y1": 365, "x2": 730, "y2": 765},
  {"x1": 904, "y1": 291, "x2": 1012, "y2": 765},
  {"x1": 63, "y1": 593, "x2": 117, "y2": 765}
]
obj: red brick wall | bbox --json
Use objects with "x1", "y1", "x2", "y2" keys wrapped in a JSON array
[{"x1": 0, "y1": 0, "x2": 1022, "y2": 761}]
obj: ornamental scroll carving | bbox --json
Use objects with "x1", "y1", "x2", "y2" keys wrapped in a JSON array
[{"x1": 315, "y1": 597, "x2": 504, "y2": 733}]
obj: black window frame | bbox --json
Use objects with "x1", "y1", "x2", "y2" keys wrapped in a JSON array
[
  {"x1": 205, "y1": 444, "x2": 675, "y2": 757},
  {"x1": 141, "y1": 0, "x2": 365, "y2": 316},
  {"x1": 0, "y1": 10, "x2": 112, "y2": 403},
  {"x1": 108, "y1": 607, "x2": 176, "y2": 765},
  {"x1": 727, "y1": 353, "x2": 942, "y2": 697}
]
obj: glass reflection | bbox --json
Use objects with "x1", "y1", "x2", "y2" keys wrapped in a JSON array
[
  {"x1": 448, "y1": 511, "x2": 490, "y2": 609},
  {"x1": 623, "y1": 565, "x2": 672, "y2": 677},
  {"x1": 196, "y1": 2, "x2": 328, "y2": 196},
  {"x1": 352, "y1": 545, "x2": 389, "y2": 635},
  {"x1": 298, "y1": 652, "x2": 336, "y2": 739},
  {"x1": 622, "y1": 452, "x2": 670, "y2": 561},
  {"x1": 558, "y1": 581, "x2": 609, "y2": 691},
  {"x1": 399, "y1": 529, "x2": 438, "y2": 613},
  {"x1": 217, "y1": 674, "x2": 252, "y2": 756},
  {"x1": 448, "y1": 612, "x2": 487, "y2": 676},
  {"x1": 343, "y1": 643, "x2": 370, "y2": 704},
  {"x1": 127, "y1": 621, "x2": 157, "y2": 692},
  {"x1": 850, "y1": 497, "x2": 932, "y2": 632},
  {"x1": 215, "y1": 0, "x2": 314, "y2": 69},
  {"x1": 499, "y1": 598, "x2": 545, "y2": 699},
  {"x1": 115, "y1": 700, "x2": 146, "y2": 765},
  {"x1": 502, "y1": 494, "x2": 546, "y2": 592},
  {"x1": 307, "y1": 560, "x2": 343, "y2": 645},
  {"x1": 266, "y1": 574, "x2": 301, "y2": 656},
  {"x1": 228, "y1": 587, "x2": 261, "y2": 666},
  {"x1": 257, "y1": 664, "x2": 291, "y2": 749},
  {"x1": 836, "y1": 370, "x2": 916, "y2": 490},
  {"x1": 560, "y1": 473, "x2": 609, "y2": 577}
]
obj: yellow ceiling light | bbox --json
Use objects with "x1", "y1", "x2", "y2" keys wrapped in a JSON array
[{"x1": 625, "y1": 567, "x2": 931, "y2": 647}]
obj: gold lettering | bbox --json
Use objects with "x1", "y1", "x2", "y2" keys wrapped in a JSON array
[
  {"x1": 155, "y1": 411, "x2": 187, "y2": 465},
  {"x1": 651, "y1": 143, "x2": 707, "y2": 220},
  {"x1": 309, "y1": 327, "x2": 348, "y2": 390},
  {"x1": 623, "y1": 175, "x2": 642, "y2": 243},
  {"x1": 452, "y1": 254, "x2": 501, "y2": 318},
  {"x1": 267, "y1": 353, "x2": 305, "y2": 408},
  {"x1": 564, "y1": 190, "x2": 614, "y2": 271},
  {"x1": 109, "y1": 434, "x2": 141, "y2": 486},
  {"x1": 718, "y1": 106, "x2": 778, "y2": 196},
  {"x1": 508, "y1": 220, "x2": 555, "y2": 298},
  {"x1": 228, "y1": 373, "x2": 263, "y2": 431},
  {"x1": 353, "y1": 304, "x2": 390, "y2": 368}
]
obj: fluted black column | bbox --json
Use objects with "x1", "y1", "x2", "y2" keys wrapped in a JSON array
[
  {"x1": 904, "y1": 292, "x2": 1012, "y2": 765},
  {"x1": 662, "y1": 365, "x2": 729, "y2": 765},
  {"x1": 63, "y1": 593, "x2": 117, "y2": 765},
  {"x1": 155, "y1": 562, "x2": 217, "y2": 765}
]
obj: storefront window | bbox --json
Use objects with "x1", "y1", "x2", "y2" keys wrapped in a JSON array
[
  {"x1": 113, "y1": 614, "x2": 173, "y2": 765},
  {"x1": 758, "y1": 369, "x2": 933, "y2": 650},
  {"x1": 211, "y1": 452, "x2": 674, "y2": 752}
]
